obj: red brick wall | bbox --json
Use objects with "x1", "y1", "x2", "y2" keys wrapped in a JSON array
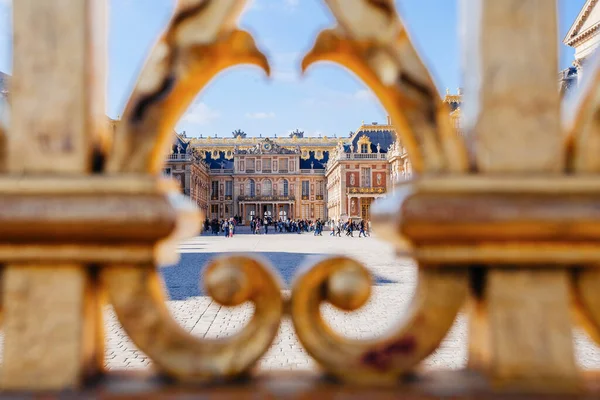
[
  {"x1": 346, "y1": 171, "x2": 358, "y2": 187},
  {"x1": 373, "y1": 171, "x2": 386, "y2": 188}
]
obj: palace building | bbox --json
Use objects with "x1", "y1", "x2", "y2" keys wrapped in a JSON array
[
  {"x1": 166, "y1": 91, "x2": 462, "y2": 226},
  {"x1": 561, "y1": 0, "x2": 600, "y2": 94}
]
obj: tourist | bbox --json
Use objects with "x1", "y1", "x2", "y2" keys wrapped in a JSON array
[
  {"x1": 358, "y1": 219, "x2": 366, "y2": 238},
  {"x1": 223, "y1": 220, "x2": 229, "y2": 238}
]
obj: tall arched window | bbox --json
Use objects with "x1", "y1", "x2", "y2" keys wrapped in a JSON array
[
  {"x1": 282, "y1": 179, "x2": 289, "y2": 197},
  {"x1": 262, "y1": 179, "x2": 272, "y2": 196},
  {"x1": 247, "y1": 179, "x2": 255, "y2": 197}
]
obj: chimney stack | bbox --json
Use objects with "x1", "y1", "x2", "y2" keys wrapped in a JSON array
[{"x1": 387, "y1": 115, "x2": 392, "y2": 125}]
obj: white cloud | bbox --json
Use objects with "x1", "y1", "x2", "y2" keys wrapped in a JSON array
[
  {"x1": 181, "y1": 102, "x2": 220, "y2": 125},
  {"x1": 246, "y1": 0, "x2": 298, "y2": 13},
  {"x1": 245, "y1": 111, "x2": 275, "y2": 119},
  {"x1": 245, "y1": 0, "x2": 262, "y2": 12},
  {"x1": 271, "y1": 52, "x2": 300, "y2": 83},
  {"x1": 284, "y1": 0, "x2": 299, "y2": 11},
  {"x1": 352, "y1": 89, "x2": 375, "y2": 101}
]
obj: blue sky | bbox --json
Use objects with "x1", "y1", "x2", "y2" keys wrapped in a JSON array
[{"x1": 0, "y1": 0, "x2": 589, "y2": 137}]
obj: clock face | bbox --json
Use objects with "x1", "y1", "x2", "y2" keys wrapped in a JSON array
[{"x1": 263, "y1": 143, "x2": 272, "y2": 151}]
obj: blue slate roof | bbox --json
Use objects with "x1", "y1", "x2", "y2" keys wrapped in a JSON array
[
  {"x1": 349, "y1": 129, "x2": 396, "y2": 153},
  {"x1": 205, "y1": 152, "x2": 234, "y2": 169},
  {"x1": 171, "y1": 134, "x2": 190, "y2": 154},
  {"x1": 299, "y1": 151, "x2": 329, "y2": 169}
]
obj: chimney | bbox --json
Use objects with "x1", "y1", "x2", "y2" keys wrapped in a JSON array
[{"x1": 387, "y1": 115, "x2": 392, "y2": 125}]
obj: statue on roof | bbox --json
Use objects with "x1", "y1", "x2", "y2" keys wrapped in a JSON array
[
  {"x1": 289, "y1": 129, "x2": 304, "y2": 139},
  {"x1": 377, "y1": 143, "x2": 381, "y2": 153},
  {"x1": 232, "y1": 129, "x2": 247, "y2": 139}
]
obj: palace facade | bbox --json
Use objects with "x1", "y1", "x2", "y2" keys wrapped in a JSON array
[
  {"x1": 561, "y1": 0, "x2": 600, "y2": 93},
  {"x1": 165, "y1": 91, "x2": 462, "y2": 226}
]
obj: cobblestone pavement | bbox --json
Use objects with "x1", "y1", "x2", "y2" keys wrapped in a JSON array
[{"x1": 104, "y1": 230, "x2": 600, "y2": 372}]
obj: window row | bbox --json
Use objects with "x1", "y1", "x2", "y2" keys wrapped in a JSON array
[
  {"x1": 239, "y1": 158, "x2": 293, "y2": 172},
  {"x1": 210, "y1": 179, "x2": 325, "y2": 198}
]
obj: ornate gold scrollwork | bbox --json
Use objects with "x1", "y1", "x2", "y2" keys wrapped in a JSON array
[
  {"x1": 107, "y1": 0, "x2": 270, "y2": 174},
  {"x1": 290, "y1": 256, "x2": 468, "y2": 385},
  {"x1": 103, "y1": 255, "x2": 283, "y2": 381},
  {"x1": 301, "y1": 0, "x2": 469, "y2": 174},
  {"x1": 99, "y1": 0, "x2": 285, "y2": 383}
]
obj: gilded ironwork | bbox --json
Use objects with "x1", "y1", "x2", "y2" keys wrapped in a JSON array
[
  {"x1": 347, "y1": 187, "x2": 386, "y2": 194},
  {"x1": 4, "y1": 0, "x2": 600, "y2": 396}
]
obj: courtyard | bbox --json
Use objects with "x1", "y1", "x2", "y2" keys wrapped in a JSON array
[{"x1": 104, "y1": 230, "x2": 600, "y2": 372}]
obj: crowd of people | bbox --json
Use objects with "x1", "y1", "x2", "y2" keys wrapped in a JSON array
[
  {"x1": 203, "y1": 216, "x2": 371, "y2": 237},
  {"x1": 204, "y1": 216, "x2": 240, "y2": 238}
]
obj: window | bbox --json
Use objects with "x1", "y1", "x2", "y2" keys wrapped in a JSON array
[
  {"x1": 262, "y1": 179, "x2": 272, "y2": 196},
  {"x1": 211, "y1": 181, "x2": 219, "y2": 199},
  {"x1": 302, "y1": 180, "x2": 310, "y2": 199},
  {"x1": 280, "y1": 158, "x2": 288, "y2": 172},
  {"x1": 247, "y1": 158, "x2": 255, "y2": 172},
  {"x1": 164, "y1": 168, "x2": 172, "y2": 176},
  {"x1": 247, "y1": 179, "x2": 256, "y2": 197},
  {"x1": 361, "y1": 144, "x2": 369, "y2": 153},
  {"x1": 210, "y1": 204, "x2": 219, "y2": 218},
  {"x1": 263, "y1": 158, "x2": 271, "y2": 172},
  {"x1": 282, "y1": 179, "x2": 289, "y2": 197},
  {"x1": 361, "y1": 168, "x2": 371, "y2": 187},
  {"x1": 316, "y1": 181, "x2": 324, "y2": 200},
  {"x1": 225, "y1": 181, "x2": 233, "y2": 199},
  {"x1": 302, "y1": 204, "x2": 310, "y2": 219},
  {"x1": 315, "y1": 204, "x2": 324, "y2": 220}
]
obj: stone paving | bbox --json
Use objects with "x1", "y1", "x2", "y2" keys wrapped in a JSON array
[{"x1": 104, "y1": 229, "x2": 600, "y2": 372}]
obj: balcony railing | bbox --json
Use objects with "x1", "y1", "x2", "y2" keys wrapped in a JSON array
[
  {"x1": 339, "y1": 153, "x2": 388, "y2": 160},
  {"x1": 167, "y1": 153, "x2": 190, "y2": 161},
  {"x1": 300, "y1": 169, "x2": 325, "y2": 174},
  {"x1": 238, "y1": 195, "x2": 296, "y2": 202},
  {"x1": 210, "y1": 169, "x2": 234, "y2": 174},
  {"x1": 346, "y1": 187, "x2": 386, "y2": 195}
]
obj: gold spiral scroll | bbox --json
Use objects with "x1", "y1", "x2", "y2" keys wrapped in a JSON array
[
  {"x1": 103, "y1": 255, "x2": 284, "y2": 382},
  {"x1": 107, "y1": 0, "x2": 270, "y2": 174},
  {"x1": 302, "y1": 0, "x2": 469, "y2": 174},
  {"x1": 290, "y1": 256, "x2": 468, "y2": 385}
]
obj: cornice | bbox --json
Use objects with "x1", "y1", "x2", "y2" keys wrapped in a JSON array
[
  {"x1": 565, "y1": 22, "x2": 600, "y2": 48},
  {"x1": 564, "y1": 0, "x2": 599, "y2": 46}
]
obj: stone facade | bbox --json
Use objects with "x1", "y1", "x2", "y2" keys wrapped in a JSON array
[
  {"x1": 0, "y1": 71, "x2": 8, "y2": 99},
  {"x1": 325, "y1": 121, "x2": 394, "y2": 222},
  {"x1": 166, "y1": 92, "x2": 462, "y2": 225},
  {"x1": 561, "y1": 0, "x2": 600, "y2": 93}
]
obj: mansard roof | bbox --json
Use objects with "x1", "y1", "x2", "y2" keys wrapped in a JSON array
[
  {"x1": 204, "y1": 151, "x2": 234, "y2": 169},
  {"x1": 443, "y1": 90, "x2": 462, "y2": 111},
  {"x1": 299, "y1": 151, "x2": 329, "y2": 170},
  {"x1": 347, "y1": 123, "x2": 396, "y2": 154}
]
